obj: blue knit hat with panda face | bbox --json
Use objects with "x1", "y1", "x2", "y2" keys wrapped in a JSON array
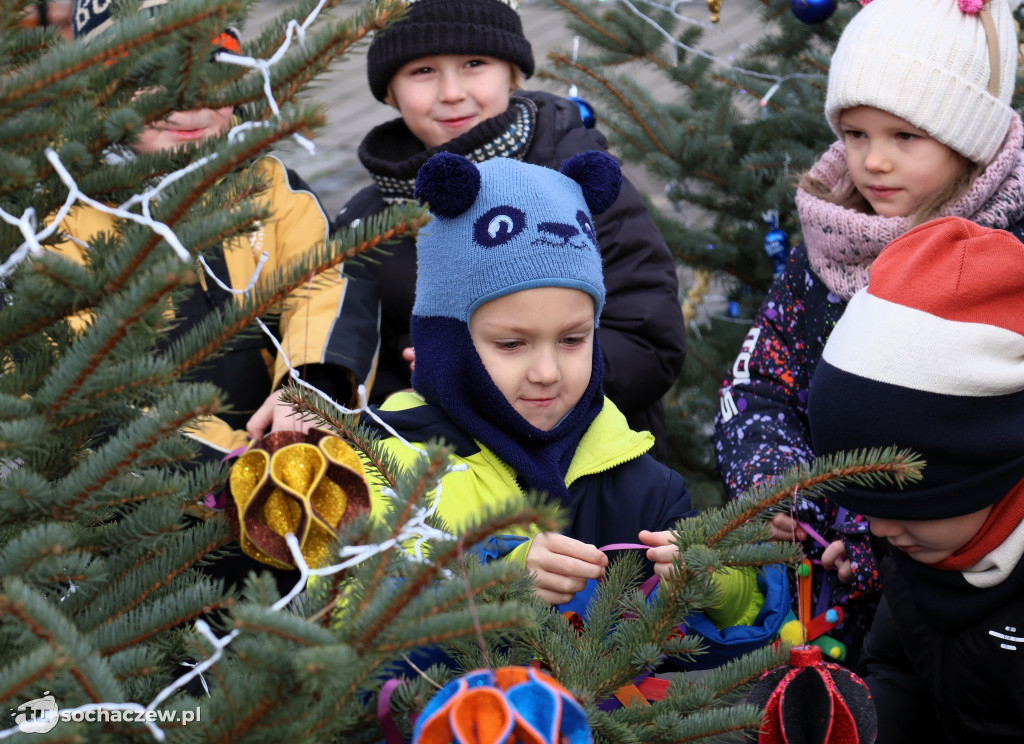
[
  {"x1": 409, "y1": 151, "x2": 622, "y2": 504},
  {"x1": 412, "y1": 152, "x2": 618, "y2": 324}
]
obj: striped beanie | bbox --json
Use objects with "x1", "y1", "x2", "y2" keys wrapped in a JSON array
[
  {"x1": 73, "y1": 0, "x2": 241, "y2": 54},
  {"x1": 807, "y1": 216, "x2": 1024, "y2": 520}
]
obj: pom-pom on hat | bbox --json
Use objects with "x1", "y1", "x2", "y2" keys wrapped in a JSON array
[
  {"x1": 367, "y1": 0, "x2": 535, "y2": 102},
  {"x1": 412, "y1": 151, "x2": 621, "y2": 324},
  {"x1": 808, "y1": 216, "x2": 1024, "y2": 520},
  {"x1": 825, "y1": 0, "x2": 1019, "y2": 165}
]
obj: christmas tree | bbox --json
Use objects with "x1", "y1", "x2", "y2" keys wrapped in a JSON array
[
  {"x1": 539, "y1": 0, "x2": 1024, "y2": 507},
  {"x1": 0, "y1": 0, "x2": 923, "y2": 741}
]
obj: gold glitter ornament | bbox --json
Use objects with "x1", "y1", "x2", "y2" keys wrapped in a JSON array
[{"x1": 227, "y1": 429, "x2": 370, "y2": 570}]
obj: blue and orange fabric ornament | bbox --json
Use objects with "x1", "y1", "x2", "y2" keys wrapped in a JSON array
[
  {"x1": 412, "y1": 666, "x2": 591, "y2": 744},
  {"x1": 747, "y1": 645, "x2": 876, "y2": 744}
]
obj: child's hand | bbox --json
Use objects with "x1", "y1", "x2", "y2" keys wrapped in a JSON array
[
  {"x1": 526, "y1": 533, "x2": 607, "y2": 605},
  {"x1": 768, "y1": 513, "x2": 808, "y2": 543},
  {"x1": 402, "y1": 346, "x2": 416, "y2": 373},
  {"x1": 246, "y1": 390, "x2": 314, "y2": 442},
  {"x1": 821, "y1": 539, "x2": 854, "y2": 584},
  {"x1": 639, "y1": 529, "x2": 683, "y2": 580}
]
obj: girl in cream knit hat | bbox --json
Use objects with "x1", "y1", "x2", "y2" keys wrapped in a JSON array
[{"x1": 713, "y1": 0, "x2": 1024, "y2": 676}]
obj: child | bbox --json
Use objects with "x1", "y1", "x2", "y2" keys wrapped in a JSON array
[
  {"x1": 335, "y1": 0, "x2": 685, "y2": 461},
  {"x1": 360, "y1": 151, "x2": 788, "y2": 660},
  {"x1": 711, "y1": 0, "x2": 1024, "y2": 664},
  {"x1": 61, "y1": 0, "x2": 380, "y2": 460},
  {"x1": 806, "y1": 216, "x2": 1024, "y2": 743}
]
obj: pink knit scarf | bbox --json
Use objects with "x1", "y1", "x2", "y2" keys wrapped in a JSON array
[{"x1": 797, "y1": 115, "x2": 1024, "y2": 300}]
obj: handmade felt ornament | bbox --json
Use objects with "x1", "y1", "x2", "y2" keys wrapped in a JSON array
[
  {"x1": 412, "y1": 666, "x2": 591, "y2": 744},
  {"x1": 226, "y1": 429, "x2": 370, "y2": 570},
  {"x1": 747, "y1": 645, "x2": 877, "y2": 744}
]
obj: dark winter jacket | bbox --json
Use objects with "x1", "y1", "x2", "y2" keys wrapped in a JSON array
[
  {"x1": 712, "y1": 221, "x2": 1024, "y2": 659},
  {"x1": 863, "y1": 541, "x2": 1024, "y2": 743},
  {"x1": 335, "y1": 90, "x2": 686, "y2": 460}
]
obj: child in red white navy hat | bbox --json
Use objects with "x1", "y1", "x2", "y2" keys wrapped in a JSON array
[
  {"x1": 713, "y1": 0, "x2": 1024, "y2": 669},
  {"x1": 808, "y1": 216, "x2": 1024, "y2": 743}
]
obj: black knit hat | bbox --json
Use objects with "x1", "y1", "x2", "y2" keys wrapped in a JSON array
[{"x1": 367, "y1": 0, "x2": 535, "y2": 102}]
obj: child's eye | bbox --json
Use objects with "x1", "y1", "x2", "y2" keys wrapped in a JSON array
[
  {"x1": 895, "y1": 132, "x2": 919, "y2": 141},
  {"x1": 561, "y1": 335, "x2": 586, "y2": 347},
  {"x1": 465, "y1": 58, "x2": 488, "y2": 68},
  {"x1": 498, "y1": 340, "x2": 522, "y2": 351},
  {"x1": 843, "y1": 129, "x2": 865, "y2": 140},
  {"x1": 409, "y1": 66, "x2": 434, "y2": 76}
]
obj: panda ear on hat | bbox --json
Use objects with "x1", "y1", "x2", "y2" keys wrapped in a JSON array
[
  {"x1": 413, "y1": 153, "x2": 481, "y2": 218},
  {"x1": 559, "y1": 151, "x2": 622, "y2": 215}
]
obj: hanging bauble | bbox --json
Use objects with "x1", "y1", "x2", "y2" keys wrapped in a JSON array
[
  {"x1": 412, "y1": 666, "x2": 592, "y2": 744},
  {"x1": 567, "y1": 96, "x2": 596, "y2": 129},
  {"x1": 762, "y1": 210, "x2": 791, "y2": 278},
  {"x1": 747, "y1": 645, "x2": 877, "y2": 744},
  {"x1": 790, "y1": 0, "x2": 837, "y2": 24},
  {"x1": 226, "y1": 428, "x2": 370, "y2": 570}
]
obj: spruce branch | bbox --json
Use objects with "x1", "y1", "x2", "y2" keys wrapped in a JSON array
[
  {"x1": 547, "y1": 0, "x2": 667, "y2": 69},
  {"x1": 544, "y1": 54, "x2": 670, "y2": 156},
  {"x1": 99, "y1": 597, "x2": 234, "y2": 657},
  {"x1": 105, "y1": 118, "x2": 318, "y2": 295},
  {"x1": 707, "y1": 446, "x2": 924, "y2": 547},
  {"x1": 346, "y1": 448, "x2": 450, "y2": 640},
  {"x1": 98, "y1": 533, "x2": 230, "y2": 628},
  {"x1": 350, "y1": 503, "x2": 559, "y2": 655},
  {"x1": 44, "y1": 269, "x2": 193, "y2": 422},
  {"x1": 57, "y1": 398, "x2": 220, "y2": 517}
]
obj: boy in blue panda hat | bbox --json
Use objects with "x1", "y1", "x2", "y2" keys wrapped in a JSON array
[{"x1": 361, "y1": 152, "x2": 787, "y2": 650}]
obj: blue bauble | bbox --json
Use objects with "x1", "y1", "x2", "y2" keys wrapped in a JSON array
[
  {"x1": 764, "y1": 226, "x2": 791, "y2": 278},
  {"x1": 791, "y1": 0, "x2": 837, "y2": 24},
  {"x1": 568, "y1": 96, "x2": 597, "y2": 129}
]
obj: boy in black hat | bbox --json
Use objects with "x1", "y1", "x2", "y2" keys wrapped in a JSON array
[{"x1": 336, "y1": 0, "x2": 686, "y2": 462}]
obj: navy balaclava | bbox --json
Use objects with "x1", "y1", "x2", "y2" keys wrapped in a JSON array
[{"x1": 410, "y1": 151, "x2": 621, "y2": 502}]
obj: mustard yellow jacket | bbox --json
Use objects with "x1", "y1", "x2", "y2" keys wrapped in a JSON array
[{"x1": 50, "y1": 155, "x2": 379, "y2": 457}]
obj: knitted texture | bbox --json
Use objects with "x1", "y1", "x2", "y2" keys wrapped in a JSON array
[
  {"x1": 408, "y1": 152, "x2": 621, "y2": 503},
  {"x1": 826, "y1": 0, "x2": 1018, "y2": 164},
  {"x1": 412, "y1": 153, "x2": 620, "y2": 322},
  {"x1": 367, "y1": 0, "x2": 534, "y2": 102},
  {"x1": 798, "y1": 115, "x2": 1024, "y2": 300},
  {"x1": 808, "y1": 217, "x2": 1024, "y2": 520},
  {"x1": 361, "y1": 97, "x2": 537, "y2": 203},
  {"x1": 73, "y1": 0, "x2": 169, "y2": 41}
]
